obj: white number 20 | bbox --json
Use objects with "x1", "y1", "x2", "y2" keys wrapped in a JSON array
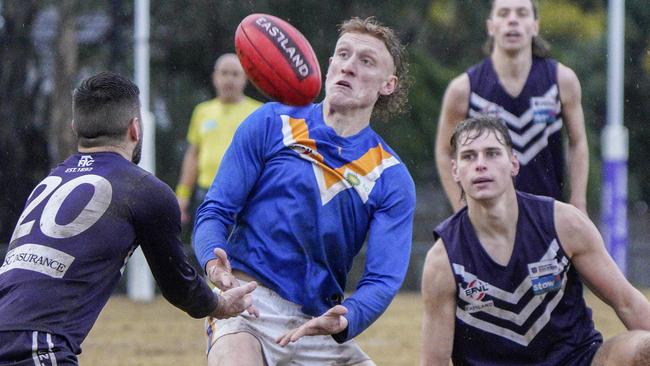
[{"x1": 10, "y1": 175, "x2": 112, "y2": 242}]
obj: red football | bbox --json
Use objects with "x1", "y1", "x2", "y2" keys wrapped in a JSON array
[{"x1": 235, "y1": 13, "x2": 321, "y2": 106}]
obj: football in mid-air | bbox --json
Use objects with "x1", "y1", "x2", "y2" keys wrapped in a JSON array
[{"x1": 235, "y1": 13, "x2": 321, "y2": 106}]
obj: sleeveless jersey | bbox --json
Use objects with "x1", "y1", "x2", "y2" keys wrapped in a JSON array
[
  {"x1": 467, "y1": 57, "x2": 565, "y2": 200},
  {"x1": 0, "y1": 152, "x2": 216, "y2": 354},
  {"x1": 434, "y1": 192, "x2": 602, "y2": 365}
]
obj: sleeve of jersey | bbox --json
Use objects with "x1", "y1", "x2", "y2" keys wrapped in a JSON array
[
  {"x1": 333, "y1": 167, "x2": 416, "y2": 343},
  {"x1": 193, "y1": 104, "x2": 273, "y2": 271},
  {"x1": 133, "y1": 175, "x2": 218, "y2": 318}
]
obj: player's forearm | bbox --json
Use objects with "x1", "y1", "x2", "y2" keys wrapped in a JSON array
[
  {"x1": 193, "y1": 207, "x2": 233, "y2": 271},
  {"x1": 435, "y1": 154, "x2": 463, "y2": 212},
  {"x1": 567, "y1": 139, "x2": 589, "y2": 212},
  {"x1": 176, "y1": 147, "x2": 199, "y2": 199},
  {"x1": 615, "y1": 288, "x2": 650, "y2": 331}
]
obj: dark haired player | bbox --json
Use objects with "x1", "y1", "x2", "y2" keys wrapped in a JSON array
[
  {"x1": 421, "y1": 116, "x2": 650, "y2": 365},
  {"x1": 0, "y1": 72, "x2": 256, "y2": 365},
  {"x1": 435, "y1": 0, "x2": 589, "y2": 214}
]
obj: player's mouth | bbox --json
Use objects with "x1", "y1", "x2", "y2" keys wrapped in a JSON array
[
  {"x1": 472, "y1": 177, "x2": 493, "y2": 185},
  {"x1": 504, "y1": 31, "x2": 521, "y2": 41},
  {"x1": 335, "y1": 80, "x2": 352, "y2": 89}
]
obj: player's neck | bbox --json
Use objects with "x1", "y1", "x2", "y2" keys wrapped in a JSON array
[
  {"x1": 322, "y1": 100, "x2": 372, "y2": 137},
  {"x1": 466, "y1": 188, "x2": 518, "y2": 238},
  {"x1": 491, "y1": 48, "x2": 533, "y2": 82},
  {"x1": 217, "y1": 95, "x2": 244, "y2": 104},
  {"x1": 78, "y1": 145, "x2": 132, "y2": 161}
]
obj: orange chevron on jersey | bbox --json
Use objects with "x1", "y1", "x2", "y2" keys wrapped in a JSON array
[{"x1": 281, "y1": 115, "x2": 399, "y2": 204}]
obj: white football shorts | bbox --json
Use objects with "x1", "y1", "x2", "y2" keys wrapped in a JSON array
[{"x1": 205, "y1": 280, "x2": 371, "y2": 365}]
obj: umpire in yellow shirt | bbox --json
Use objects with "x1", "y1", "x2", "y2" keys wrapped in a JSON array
[{"x1": 176, "y1": 53, "x2": 262, "y2": 224}]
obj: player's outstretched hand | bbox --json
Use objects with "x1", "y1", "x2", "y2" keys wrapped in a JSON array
[
  {"x1": 210, "y1": 281, "x2": 260, "y2": 319},
  {"x1": 206, "y1": 248, "x2": 239, "y2": 291},
  {"x1": 206, "y1": 248, "x2": 259, "y2": 317},
  {"x1": 276, "y1": 305, "x2": 349, "y2": 346}
]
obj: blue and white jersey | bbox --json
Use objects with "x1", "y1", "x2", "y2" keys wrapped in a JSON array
[
  {"x1": 434, "y1": 192, "x2": 602, "y2": 365},
  {"x1": 467, "y1": 57, "x2": 565, "y2": 200},
  {"x1": 194, "y1": 102, "x2": 416, "y2": 343},
  {"x1": 0, "y1": 152, "x2": 217, "y2": 355}
]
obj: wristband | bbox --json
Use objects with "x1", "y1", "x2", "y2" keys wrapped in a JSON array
[{"x1": 175, "y1": 184, "x2": 191, "y2": 199}]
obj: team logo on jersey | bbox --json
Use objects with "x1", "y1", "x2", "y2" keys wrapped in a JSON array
[
  {"x1": 528, "y1": 259, "x2": 562, "y2": 295},
  {"x1": 281, "y1": 115, "x2": 399, "y2": 205},
  {"x1": 344, "y1": 172, "x2": 361, "y2": 187},
  {"x1": 531, "y1": 96, "x2": 558, "y2": 124},
  {"x1": 78, "y1": 155, "x2": 94, "y2": 167}
]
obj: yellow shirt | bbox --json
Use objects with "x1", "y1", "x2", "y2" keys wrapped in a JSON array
[{"x1": 187, "y1": 96, "x2": 262, "y2": 188}]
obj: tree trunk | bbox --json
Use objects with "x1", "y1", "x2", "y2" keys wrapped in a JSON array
[
  {"x1": 0, "y1": 1, "x2": 44, "y2": 244},
  {"x1": 49, "y1": 0, "x2": 78, "y2": 164}
]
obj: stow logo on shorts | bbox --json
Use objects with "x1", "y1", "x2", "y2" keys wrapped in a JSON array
[
  {"x1": 281, "y1": 115, "x2": 399, "y2": 205},
  {"x1": 0, "y1": 244, "x2": 75, "y2": 278},
  {"x1": 452, "y1": 239, "x2": 569, "y2": 346},
  {"x1": 255, "y1": 16, "x2": 311, "y2": 80}
]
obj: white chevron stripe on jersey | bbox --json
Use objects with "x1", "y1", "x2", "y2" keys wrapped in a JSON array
[
  {"x1": 453, "y1": 239, "x2": 570, "y2": 345},
  {"x1": 513, "y1": 119, "x2": 563, "y2": 165},
  {"x1": 458, "y1": 257, "x2": 569, "y2": 326},
  {"x1": 469, "y1": 85, "x2": 560, "y2": 130},
  {"x1": 469, "y1": 85, "x2": 562, "y2": 165},
  {"x1": 453, "y1": 240, "x2": 562, "y2": 304},
  {"x1": 457, "y1": 272, "x2": 567, "y2": 346}
]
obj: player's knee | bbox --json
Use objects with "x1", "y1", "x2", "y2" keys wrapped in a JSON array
[{"x1": 632, "y1": 332, "x2": 650, "y2": 366}]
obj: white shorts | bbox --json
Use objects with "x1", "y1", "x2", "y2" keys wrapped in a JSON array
[{"x1": 205, "y1": 281, "x2": 371, "y2": 365}]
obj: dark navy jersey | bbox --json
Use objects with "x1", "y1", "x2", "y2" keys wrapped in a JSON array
[
  {"x1": 434, "y1": 192, "x2": 602, "y2": 365},
  {"x1": 0, "y1": 152, "x2": 217, "y2": 354},
  {"x1": 467, "y1": 57, "x2": 565, "y2": 200}
]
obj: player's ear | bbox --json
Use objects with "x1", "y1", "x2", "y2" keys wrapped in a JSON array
[
  {"x1": 127, "y1": 117, "x2": 140, "y2": 142},
  {"x1": 451, "y1": 158, "x2": 460, "y2": 183},
  {"x1": 380, "y1": 75, "x2": 397, "y2": 96},
  {"x1": 510, "y1": 151, "x2": 520, "y2": 177}
]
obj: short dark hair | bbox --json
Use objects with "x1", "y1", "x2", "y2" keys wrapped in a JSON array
[
  {"x1": 73, "y1": 72, "x2": 140, "y2": 148},
  {"x1": 450, "y1": 116, "x2": 514, "y2": 203},
  {"x1": 483, "y1": 0, "x2": 551, "y2": 58},
  {"x1": 450, "y1": 116, "x2": 513, "y2": 158},
  {"x1": 339, "y1": 17, "x2": 411, "y2": 121}
]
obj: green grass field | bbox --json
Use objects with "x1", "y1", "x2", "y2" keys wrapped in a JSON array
[{"x1": 79, "y1": 290, "x2": 643, "y2": 365}]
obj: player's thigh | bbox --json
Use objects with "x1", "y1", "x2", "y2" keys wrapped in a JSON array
[
  {"x1": 591, "y1": 330, "x2": 650, "y2": 366},
  {"x1": 207, "y1": 331, "x2": 265, "y2": 366}
]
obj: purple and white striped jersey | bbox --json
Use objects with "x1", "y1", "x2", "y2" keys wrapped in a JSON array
[
  {"x1": 434, "y1": 191, "x2": 602, "y2": 365},
  {"x1": 467, "y1": 57, "x2": 565, "y2": 200}
]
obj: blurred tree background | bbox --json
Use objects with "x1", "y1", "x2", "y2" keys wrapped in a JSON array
[{"x1": 1, "y1": 0, "x2": 650, "y2": 285}]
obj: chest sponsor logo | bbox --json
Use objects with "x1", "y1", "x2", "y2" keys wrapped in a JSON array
[
  {"x1": 528, "y1": 259, "x2": 562, "y2": 295},
  {"x1": 531, "y1": 96, "x2": 557, "y2": 124},
  {"x1": 0, "y1": 244, "x2": 75, "y2": 278}
]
